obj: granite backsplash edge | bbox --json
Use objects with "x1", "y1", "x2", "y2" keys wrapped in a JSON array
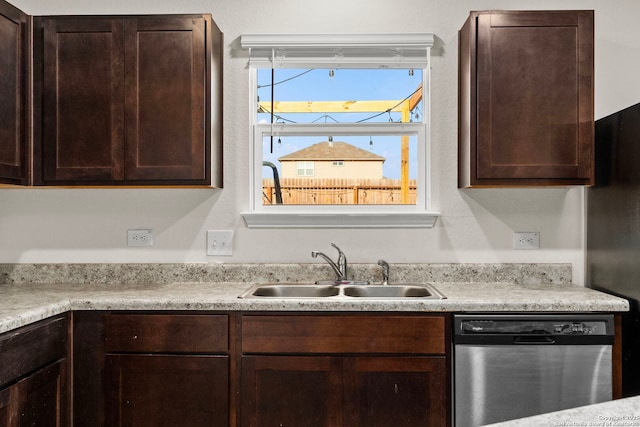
[{"x1": 0, "y1": 263, "x2": 572, "y2": 286}]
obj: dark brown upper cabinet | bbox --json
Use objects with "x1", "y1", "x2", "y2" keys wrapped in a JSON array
[
  {"x1": 32, "y1": 14, "x2": 222, "y2": 187},
  {"x1": 0, "y1": 0, "x2": 28, "y2": 186},
  {"x1": 458, "y1": 10, "x2": 594, "y2": 188}
]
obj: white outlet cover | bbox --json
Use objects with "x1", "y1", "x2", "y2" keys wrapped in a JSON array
[
  {"x1": 207, "y1": 230, "x2": 233, "y2": 256},
  {"x1": 513, "y1": 232, "x2": 540, "y2": 250},
  {"x1": 127, "y1": 229, "x2": 153, "y2": 247}
]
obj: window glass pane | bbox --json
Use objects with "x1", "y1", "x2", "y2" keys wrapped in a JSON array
[
  {"x1": 262, "y1": 134, "x2": 418, "y2": 206},
  {"x1": 257, "y1": 68, "x2": 424, "y2": 124}
]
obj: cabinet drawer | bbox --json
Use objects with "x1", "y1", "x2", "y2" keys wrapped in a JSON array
[
  {"x1": 242, "y1": 315, "x2": 446, "y2": 355},
  {"x1": 106, "y1": 314, "x2": 228, "y2": 353},
  {"x1": 0, "y1": 315, "x2": 67, "y2": 387}
]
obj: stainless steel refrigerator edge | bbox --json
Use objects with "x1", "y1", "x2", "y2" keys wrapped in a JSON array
[{"x1": 587, "y1": 101, "x2": 640, "y2": 396}]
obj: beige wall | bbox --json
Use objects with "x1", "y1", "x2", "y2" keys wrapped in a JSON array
[
  {"x1": 280, "y1": 161, "x2": 383, "y2": 179},
  {"x1": 5, "y1": 0, "x2": 640, "y2": 284}
]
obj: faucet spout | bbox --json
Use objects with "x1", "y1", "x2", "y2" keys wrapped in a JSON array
[{"x1": 311, "y1": 243, "x2": 348, "y2": 281}]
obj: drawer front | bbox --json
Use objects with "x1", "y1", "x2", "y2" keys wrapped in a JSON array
[
  {"x1": 0, "y1": 315, "x2": 68, "y2": 387},
  {"x1": 106, "y1": 314, "x2": 228, "y2": 353},
  {"x1": 242, "y1": 315, "x2": 446, "y2": 355}
]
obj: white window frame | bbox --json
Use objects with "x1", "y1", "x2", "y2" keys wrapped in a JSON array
[{"x1": 240, "y1": 34, "x2": 440, "y2": 228}]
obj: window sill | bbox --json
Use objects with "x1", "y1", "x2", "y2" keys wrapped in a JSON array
[{"x1": 241, "y1": 212, "x2": 440, "y2": 229}]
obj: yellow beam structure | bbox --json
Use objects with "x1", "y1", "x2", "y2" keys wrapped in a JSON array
[
  {"x1": 401, "y1": 101, "x2": 410, "y2": 203},
  {"x1": 259, "y1": 100, "x2": 405, "y2": 114},
  {"x1": 258, "y1": 84, "x2": 423, "y2": 114}
]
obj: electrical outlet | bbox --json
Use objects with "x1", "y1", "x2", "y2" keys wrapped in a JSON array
[
  {"x1": 207, "y1": 230, "x2": 233, "y2": 256},
  {"x1": 127, "y1": 229, "x2": 153, "y2": 247},
  {"x1": 513, "y1": 232, "x2": 540, "y2": 250}
]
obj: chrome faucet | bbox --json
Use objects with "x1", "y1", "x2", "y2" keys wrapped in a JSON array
[
  {"x1": 311, "y1": 243, "x2": 347, "y2": 281},
  {"x1": 377, "y1": 259, "x2": 390, "y2": 285}
]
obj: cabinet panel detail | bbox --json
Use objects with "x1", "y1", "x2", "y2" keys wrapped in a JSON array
[
  {"x1": 105, "y1": 313, "x2": 228, "y2": 353},
  {"x1": 241, "y1": 315, "x2": 446, "y2": 354},
  {"x1": 9, "y1": 360, "x2": 66, "y2": 426},
  {"x1": 0, "y1": 315, "x2": 67, "y2": 388},
  {"x1": 124, "y1": 17, "x2": 206, "y2": 181},
  {"x1": 241, "y1": 356, "x2": 343, "y2": 427},
  {"x1": 0, "y1": 0, "x2": 27, "y2": 185},
  {"x1": 0, "y1": 387, "x2": 8, "y2": 426},
  {"x1": 241, "y1": 355, "x2": 448, "y2": 427},
  {"x1": 41, "y1": 18, "x2": 125, "y2": 182},
  {"x1": 344, "y1": 357, "x2": 448, "y2": 427},
  {"x1": 106, "y1": 354, "x2": 228, "y2": 427}
]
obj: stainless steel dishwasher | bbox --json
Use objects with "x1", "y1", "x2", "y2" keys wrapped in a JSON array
[{"x1": 453, "y1": 314, "x2": 614, "y2": 427}]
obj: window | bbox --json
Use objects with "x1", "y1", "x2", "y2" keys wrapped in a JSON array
[
  {"x1": 296, "y1": 161, "x2": 315, "y2": 177},
  {"x1": 241, "y1": 34, "x2": 439, "y2": 228}
]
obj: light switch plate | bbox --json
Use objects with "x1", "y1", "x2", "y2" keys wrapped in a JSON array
[{"x1": 207, "y1": 230, "x2": 233, "y2": 256}]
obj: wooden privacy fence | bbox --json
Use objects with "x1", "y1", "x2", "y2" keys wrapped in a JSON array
[{"x1": 263, "y1": 178, "x2": 417, "y2": 205}]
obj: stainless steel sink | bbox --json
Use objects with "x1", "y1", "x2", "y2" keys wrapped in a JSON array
[
  {"x1": 246, "y1": 284, "x2": 340, "y2": 298},
  {"x1": 239, "y1": 283, "x2": 445, "y2": 299},
  {"x1": 342, "y1": 285, "x2": 438, "y2": 298}
]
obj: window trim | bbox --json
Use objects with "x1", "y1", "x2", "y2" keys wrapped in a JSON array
[{"x1": 240, "y1": 34, "x2": 440, "y2": 228}]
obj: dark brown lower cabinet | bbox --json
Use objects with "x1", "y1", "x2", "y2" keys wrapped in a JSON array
[
  {"x1": 242, "y1": 356, "x2": 343, "y2": 426},
  {"x1": 106, "y1": 354, "x2": 228, "y2": 426},
  {"x1": 0, "y1": 388, "x2": 8, "y2": 427},
  {"x1": 345, "y1": 357, "x2": 447, "y2": 426},
  {"x1": 101, "y1": 313, "x2": 230, "y2": 427},
  {"x1": 242, "y1": 355, "x2": 446, "y2": 427},
  {"x1": 74, "y1": 312, "x2": 451, "y2": 426},
  {"x1": 6, "y1": 360, "x2": 66, "y2": 426},
  {"x1": 0, "y1": 314, "x2": 69, "y2": 427},
  {"x1": 240, "y1": 314, "x2": 450, "y2": 427}
]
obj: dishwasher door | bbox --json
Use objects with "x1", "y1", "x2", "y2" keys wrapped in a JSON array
[{"x1": 454, "y1": 315, "x2": 614, "y2": 427}]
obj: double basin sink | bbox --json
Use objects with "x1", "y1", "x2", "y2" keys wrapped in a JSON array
[{"x1": 239, "y1": 281, "x2": 446, "y2": 300}]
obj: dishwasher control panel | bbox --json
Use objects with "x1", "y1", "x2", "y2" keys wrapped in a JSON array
[
  {"x1": 453, "y1": 314, "x2": 614, "y2": 344},
  {"x1": 460, "y1": 319, "x2": 609, "y2": 335}
]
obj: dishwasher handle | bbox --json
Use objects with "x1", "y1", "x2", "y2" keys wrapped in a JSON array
[{"x1": 513, "y1": 335, "x2": 556, "y2": 344}]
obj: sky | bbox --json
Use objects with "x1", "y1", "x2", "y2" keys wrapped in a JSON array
[{"x1": 256, "y1": 68, "x2": 423, "y2": 180}]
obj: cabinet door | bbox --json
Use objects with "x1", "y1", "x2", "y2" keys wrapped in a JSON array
[
  {"x1": 123, "y1": 16, "x2": 209, "y2": 183},
  {"x1": 459, "y1": 10, "x2": 594, "y2": 187},
  {"x1": 241, "y1": 356, "x2": 343, "y2": 427},
  {"x1": 0, "y1": 0, "x2": 27, "y2": 185},
  {"x1": 0, "y1": 387, "x2": 8, "y2": 427},
  {"x1": 106, "y1": 354, "x2": 228, "y2": 427},
  {"x1": 10, "y1": 360, "x2": 67, "y2": 427},
  {"x1": 476, "y1": 11, "x2": 593, "y2": 182},
  {"x1": 344, "y1": 357, "x2": 448, "y2": 427},
  {"x1": 40, "y1": 17, "x2": 125, "y2": 183}
]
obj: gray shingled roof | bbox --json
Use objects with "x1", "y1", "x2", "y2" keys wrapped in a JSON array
[{"x1": 278, "y1": 141, "x2": 385, "y2": 162}]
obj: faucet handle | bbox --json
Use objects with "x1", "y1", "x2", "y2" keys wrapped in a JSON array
[{"x1": 377, "y1": 259, "x2": 390, "y2": 285}]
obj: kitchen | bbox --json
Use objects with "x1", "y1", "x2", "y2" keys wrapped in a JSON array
[{"x1": 1, "y1": 0, "x2": 640, "y2": 426}]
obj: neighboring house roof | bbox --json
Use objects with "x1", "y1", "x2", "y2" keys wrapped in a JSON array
[{"x1": 278, "y1": 141, "x2": 385, "y2": 162}]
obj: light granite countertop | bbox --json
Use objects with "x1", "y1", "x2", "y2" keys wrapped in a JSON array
[
  {"x1": 0, "y1": 280, "x2": 629, "y2": 335},
  {"x1": 483, "y1": 395, "x2": 640, "y2": 426}
]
